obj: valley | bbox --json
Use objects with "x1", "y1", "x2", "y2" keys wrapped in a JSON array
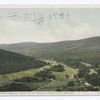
[{"x1": 0, "y1": 36, "x2": 100, "y2": 91}]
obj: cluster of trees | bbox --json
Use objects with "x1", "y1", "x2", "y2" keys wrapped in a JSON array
[
  {"x1": 0, "y1": 82, "x2": 32, "y2": 91},
  {"x1": 78, "y1": 65, "x2": 90, "y2": 78},
  {"x1": 15, "y1": 76, "x2": 43, "y2": 82},
  {"x1": 56, "y1": 79, "x2": 99, "y2": 91},
  {"x1": 76, "y1": 61, "x2": 100, "y2": 88},
  {"x1": 84, "y1": 65, "x2": 100, "y2": 87},
  {"x1": 50, "y1": 64, "x2": 65, "y2": 72},
  {"x1": 85, "y1": 73, "x2": 100, "y2": 86},
  {"x1": 34, "y1": 69, "x2": 56, "y2": 80}
]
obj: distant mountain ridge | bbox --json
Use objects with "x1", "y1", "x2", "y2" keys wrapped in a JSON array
[
  {"x1": 0, "y1": 36, "x2": 100, "y2": 65},
  {"x1": 0, "y1": 36, "x2": 100, "y2": 55}
]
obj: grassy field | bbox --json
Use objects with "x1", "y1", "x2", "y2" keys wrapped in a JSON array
[
  {"x1": 44, "y1": 60, "x2": 78, "y2": 80},
  {"x1": 37, "y1": 80, "x2": 68, "y2": 91},
  {"x1": 0, "y1": 65, "x2": 51, "y2": 85}
]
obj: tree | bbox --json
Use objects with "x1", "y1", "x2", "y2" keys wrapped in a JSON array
[
  {"x1": 66, "y1": 74, "x2": 69, "y2": 78},
  {"x1": 78, "y1": 65, "x2": 90, "y2": 78}
]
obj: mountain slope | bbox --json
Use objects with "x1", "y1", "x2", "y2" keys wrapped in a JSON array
[{"x1": 0, "y1": 49, "x2": 46, "y2": 74}]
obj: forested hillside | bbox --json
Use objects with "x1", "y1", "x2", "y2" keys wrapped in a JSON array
[{"x1": 0, "y1": 49, "x2": 46, "y2": 74}]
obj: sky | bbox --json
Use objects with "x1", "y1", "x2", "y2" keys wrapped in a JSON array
[{"x1": 0, "y1": 7, "x2": 100, "y2": 44}]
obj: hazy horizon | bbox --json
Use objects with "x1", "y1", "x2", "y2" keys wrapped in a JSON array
[
  {"x1": 0, "y1": 35, "x2": 99, "y2": 45},
  {"x1": 0, "y1": 7, "x2": 100, "y2": 44}
]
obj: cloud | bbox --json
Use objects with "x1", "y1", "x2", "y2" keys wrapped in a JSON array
[{"x1": 0, "y1": 17, "x2": 99, "y2": 44}]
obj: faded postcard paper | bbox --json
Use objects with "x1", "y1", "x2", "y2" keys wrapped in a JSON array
[{"x1": 0, "y1": 5, "x2": 100, "y2": 95}]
